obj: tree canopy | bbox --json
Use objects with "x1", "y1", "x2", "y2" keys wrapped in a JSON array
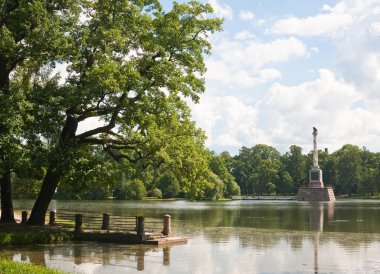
[{"x1": 1, "y1": 0, "x2": 224, "y2": 225}]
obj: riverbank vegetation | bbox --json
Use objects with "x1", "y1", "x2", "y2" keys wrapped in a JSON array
[
  {"x1": 0, "y1": 224, "x2": 72, "y2": 245},
  {"x1": 0, "y1": 258, "x2": 63, "y2": 274}
]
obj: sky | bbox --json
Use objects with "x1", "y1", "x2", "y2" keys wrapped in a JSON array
[{"x1": 161, "y1": 0, "x2": 380, "y2": 155}]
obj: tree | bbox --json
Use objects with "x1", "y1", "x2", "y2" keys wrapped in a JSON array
[
  {"x1": 231, "y1": 144, "x2": 281, "y2": 195},
  {"x1": 125, "y1": 179, "x2": 147, "y2": 200},
  {"x1": 333, "y1": 144, "x2": 363, "y2": 195},
  {"x1": 209, "y1": 152, "x2": 240, "y2": 197},
  {"x1": 281, "y1": 145, "x2": 307, "y2": 194},
  {"x1": 0, "y1": 0, "x2": 80, "y2": 223},
  {"x1": 25, "y1": 0, "x2": 222, "y2": 225},
  {"x1": 157, "y1": 173, "x2": 180, "y2": 198}
]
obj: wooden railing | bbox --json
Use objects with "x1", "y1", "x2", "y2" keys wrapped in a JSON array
[{"x1": 20, "y1": 210, "x2": 172, "y2": 237}]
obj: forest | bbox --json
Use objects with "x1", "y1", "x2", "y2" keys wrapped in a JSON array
[{"x1": 12, "y1": 143, "x2": 380, "y2": 200}]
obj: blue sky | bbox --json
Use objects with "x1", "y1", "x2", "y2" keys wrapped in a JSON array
[{"x1": 161, "y1": 0, "x2": 380, "y2": 155}]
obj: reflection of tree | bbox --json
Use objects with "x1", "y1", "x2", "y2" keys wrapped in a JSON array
[
  {"x1": 289, "y1": 235, "x2": 303, "y2": 250},
  {"x1": 73, "y1": 244, "x2": 83, "y2": 265}
]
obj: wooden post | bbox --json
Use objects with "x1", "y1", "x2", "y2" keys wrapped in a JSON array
[
  {"x1": 75, "y1": 214, "x2": 83, "y2": 233},
  {"x1": 137, "y1": 216, "x2": 145, "y2": 240},
  {"x1": 21, "y1": 211, "x2": 28, "y2": 224},
  {"x1": 101, "y1": 213, "x2": 110, "y2": 230},
  {"x1": 163, "y1": 214, "x2": 171, "y2": 236},
  {"x1": 49, "y1": 211, "x2": 56, "y2": 225}
]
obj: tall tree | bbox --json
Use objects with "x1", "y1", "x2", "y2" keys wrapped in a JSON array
[
  {"x1": 281, "y1": 145, "x2": 307, "y2": 194},
  {"x1": 0, "y1": 0, "x2": 79, "y2": 222},
  {"x1": 334, "y1": 144, "x2": 362, "y2": 195},
  {"x1": 26, "y1": 0, "x2": 222, "y2": 225},
  {"x1": 231, "y1": 144, "x2": 281, "y2": 195}
]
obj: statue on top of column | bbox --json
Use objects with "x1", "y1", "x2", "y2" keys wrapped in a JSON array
[{"x1": 312, "y1": 127, "x2": 318, "y2": 167}]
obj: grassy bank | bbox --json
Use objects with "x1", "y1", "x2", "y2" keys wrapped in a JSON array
[
  {"x1": 0, "y1": 224, "x2": 72, "y2": 245},
  {"x1": 0, "y1": 258, "x2": 64, "y2": 274}
]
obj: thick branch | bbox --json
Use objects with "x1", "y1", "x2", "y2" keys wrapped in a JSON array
[{"x1": 75, "y1": 93, "x2": 126, "y2": 140}]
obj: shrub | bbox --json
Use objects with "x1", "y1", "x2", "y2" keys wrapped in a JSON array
[
  {"x1": 157, "y1": 174, "x2": 180, "y2": 198},
  {"x1": 125, "y1": 179, "x2": 147, "y2": 200},
  {"x1": 152, "y1": 188, "x2": 163, "y2": 199}
]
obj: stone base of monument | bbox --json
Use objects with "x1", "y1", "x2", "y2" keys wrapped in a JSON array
[{"x1": 296, "y1": 186, "x2": 336, "y2": 202}]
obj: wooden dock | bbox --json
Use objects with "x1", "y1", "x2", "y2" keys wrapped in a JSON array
[{"x1": 20, "y1": 210, "x2": 188, "y2": 246}]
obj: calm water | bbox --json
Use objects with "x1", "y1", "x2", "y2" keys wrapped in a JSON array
[{"x1": 1, "y1": 199, "x2": 380, "y2": 273}]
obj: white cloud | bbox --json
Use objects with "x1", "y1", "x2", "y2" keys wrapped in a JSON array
[
  {"x1": 254, "y1": 69, "x2": 380, "y2": 152},
  {"x1": 194, "y1": 69, "x2": 380, "y2": 154},
  {"x1": 208, "y1": 0, "x2": 233, "y2": 20},
  {"x1": 269, "y1": 0, "x2": 380, "y2": 37},
  {"x1": 190, "y1": 96, "x2": 267, "y2": 151},
  {"x1": 239, "y1": 10, "x2": 255, "y2": 21},
  {"x1": 198, "y1": 0, "x2": 380, "y2": 154},
  {"x1": 206, "y1": 35, "x2": 308, "y2": 87},
  {"x1": 234, "y1": 30, "x2": 256, "y2": 40},
  {"x1": 269, "y1": 13, "x2": 352, "y2": 37}
]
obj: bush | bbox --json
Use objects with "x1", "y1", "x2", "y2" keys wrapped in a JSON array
[
  {"x1": 157, "y1": 174, "x2": 180, "y2": 198},
  {"x1": 125, "y1": 179, "x2": 147, "y2": 200},
  {"x1": 152, "y1": 188, "x2": 163, "y2": 199},
  {"x1": 204, "y1": 172, "x2": 224, "y2": 200}
]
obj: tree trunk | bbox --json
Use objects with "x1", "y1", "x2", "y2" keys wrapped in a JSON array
[
  {"x1": 0, "y1": 171, "x2": 16, "y2": 223},
  {"x1": 27, "y1": 163, "x2": 62, "y2": 225}
]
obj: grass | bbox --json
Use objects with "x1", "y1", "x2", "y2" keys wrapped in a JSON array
[
  {"x1": 337, "y1": 194, "x2": 380, "y2": 199},
  {"x1": 0, "y1": 258, "x2": 64, "y2": 274},
  {"x1": 0, "y1": 224, "x2": 73, "y2": 245}
]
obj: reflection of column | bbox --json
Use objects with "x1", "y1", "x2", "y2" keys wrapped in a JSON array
[
  {"x1": 28, "y1": 251, "x2": 46, "y2": 266},
  {"x1": 73, "y1": 244, "x2": 83, "y2": 265},
  {"x1": 20, "y1": 252, "x2": 27, "y2": 262},
  {"x1": 327, "y1": 202, "x2": 335, "y2": 221},
  {"x1": 101, "y1": 245, "x2": 110, "y2": 265},
  {"x1": 163, "y1": 247, "x2": 170, "y2": 266},
  {"x1": 308, "y1": 203, "x2": 325, "y2": 274},
  {"x1": 136, "y1": 249, "x2": 145, "y2": 271},
  {"x1": 309, "y1": 203, "x2": 324, "y2": 232},
  {"x1": 313, "y1": 232, "x2": 320, "y2": 274}
]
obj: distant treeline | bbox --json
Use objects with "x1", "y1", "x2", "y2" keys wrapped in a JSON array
[
  {"x1": 225, "y1": 144, "x2": 380, "y2": 196},
  {"x1": 12, "y1": 143, "x2": 379, "y2": 200}
]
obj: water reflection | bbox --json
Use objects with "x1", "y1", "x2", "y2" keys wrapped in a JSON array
[
  {"x1": 308, "y1": 202, "x2": 334, "y2": 274},
  {"x1": 4, "y1": 200, "x2": 380, "y2": 273}
]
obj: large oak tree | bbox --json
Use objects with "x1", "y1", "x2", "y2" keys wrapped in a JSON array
[
  {"x1": 24, "y1": 0, "x2": 222, "y2": 225},
  {"x1": 0, "y1": 0, "x2": 80, "y2": 222}
]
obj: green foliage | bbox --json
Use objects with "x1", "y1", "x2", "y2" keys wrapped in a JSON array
[
  {"x1": 204, "y1": 172, "x2": 224, "y2": 200},
  {"x1": 151, "y1": 188, "x2": 163, "y2": 199},
  {"x1": 231, "y1": 145, "x2": 281, "y2": 195},
  {"x1": 125, "y1": 179, "x2": 147, "y2": 200},
  {"x1": 0, "y1": 230, "x2": 72, "y2": 245},
  {"x1": 227, "y1": 143, "x2": 380, "y2": 197},
  {"x1": 281, "y1": 145, "x2": 307, "y2": 194},
  {"x1": 157, "y1": 174, "x2": 180, "y2": 199},
  {"x1": 209, "y1": 152, "x2": 240, "y2": 197},
  {"x1": 0, "y1": 258, "x2": 64, "y2": 274},
  {"x1": 12, "y1": 177, "x2": 41, "y2": 199}
]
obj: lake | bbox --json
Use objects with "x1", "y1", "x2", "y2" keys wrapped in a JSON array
[{"x1": 2, "y1": 199, "x2": 380, "y2": 273}]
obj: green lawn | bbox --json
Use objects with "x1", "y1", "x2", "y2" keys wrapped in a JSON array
[{"x1": 0, "y1": 258, "x2": 64, "y2": 274}]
